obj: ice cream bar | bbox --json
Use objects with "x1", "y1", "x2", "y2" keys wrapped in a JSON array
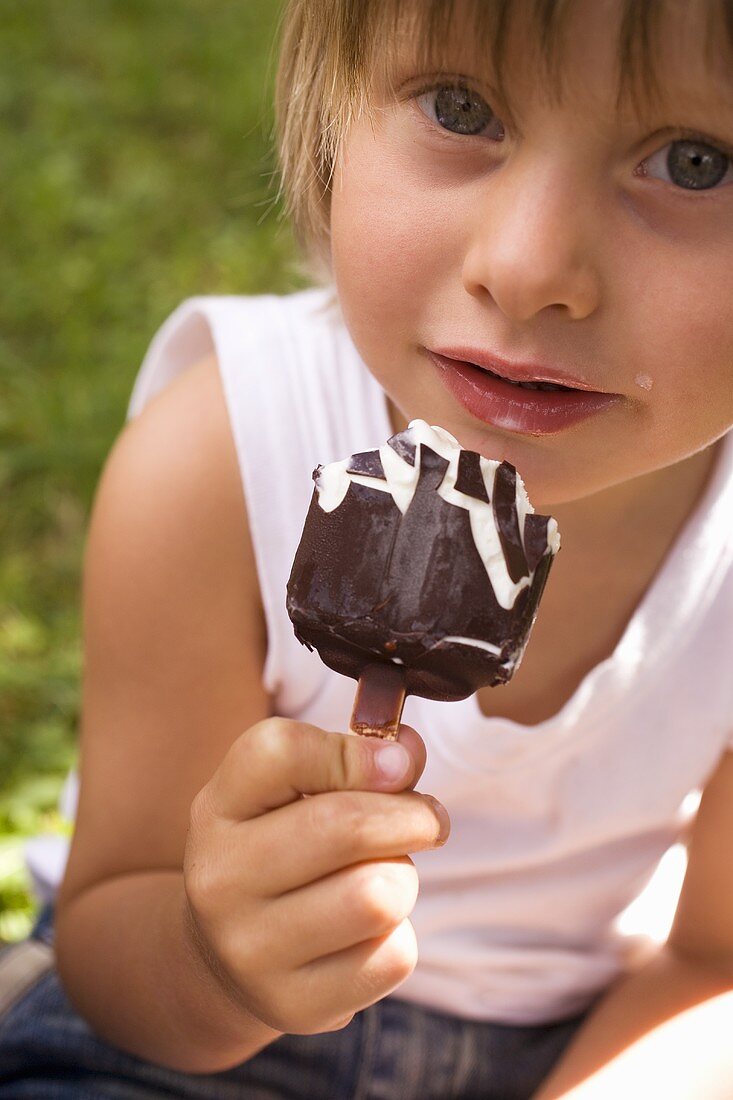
[{"x1": 286, "y1": 420, "x2": 560, "y2": 738}]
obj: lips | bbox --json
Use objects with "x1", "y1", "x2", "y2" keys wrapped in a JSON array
[{"x1": 426, "y1": 350, "x2": 621, "y2": 436}]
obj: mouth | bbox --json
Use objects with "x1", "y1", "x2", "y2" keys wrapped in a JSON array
[
  {"x1": 465, "y1": 365, "x2": 576, "y2": 393},
  {"x1": 425, "y1": 350, "x2": 621, "y2": 435}
]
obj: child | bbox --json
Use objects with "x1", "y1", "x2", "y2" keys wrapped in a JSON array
[{"x1": 2, "y1": 0, "x2": 733, "y2": 1096}]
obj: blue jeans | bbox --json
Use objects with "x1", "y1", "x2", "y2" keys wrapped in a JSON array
[{"x1": 0, "y1": 903, "x2": 593, "y2": 1099}]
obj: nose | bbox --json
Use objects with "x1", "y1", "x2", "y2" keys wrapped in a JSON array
[{"x1": 461, "y1": 159, "x2": 603, "y2": 323}]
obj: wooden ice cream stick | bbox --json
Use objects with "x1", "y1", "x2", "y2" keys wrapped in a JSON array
[{"x1": 349, "y1": 662, "x2": 406, "y2": 740}]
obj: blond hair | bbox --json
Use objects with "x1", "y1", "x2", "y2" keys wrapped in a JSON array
[{"x1": 274, "y1": 0, "x2": 733, "y2": 286}]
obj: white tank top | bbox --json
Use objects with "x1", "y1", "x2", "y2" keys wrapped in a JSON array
[{"x1": 48, "y1": 287, "x2": 733, "y2": 1025}]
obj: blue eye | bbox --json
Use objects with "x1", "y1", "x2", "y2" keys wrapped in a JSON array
[
  {"x1": 415, "y1": 84, "x2": 505, "y2": 140},
  {"x1": 641, "y1": 139, "x2": 732, "y2": 191}
]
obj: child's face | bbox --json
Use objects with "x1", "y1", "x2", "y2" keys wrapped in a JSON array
[{"x1": 329, "y1": 0, "x2": 733, "y2": 506}]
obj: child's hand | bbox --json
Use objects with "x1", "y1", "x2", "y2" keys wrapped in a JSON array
[{"x1": 182, "y1": 718, "x2": 449, "y2": 1035}]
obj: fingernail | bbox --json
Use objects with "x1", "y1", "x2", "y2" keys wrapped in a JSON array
[
  {"x1": 424, "y1": 795, "x2": 451, "y2": 844},
  {"x1": 375, "y1": 742, "x2": 411, "y2": 782}
]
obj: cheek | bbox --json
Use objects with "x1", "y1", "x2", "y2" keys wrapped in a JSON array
[
  {"x1": 620, "y1": 246, "x2": 733, "y2": 427},
  {"x1": 330, "y1": 142, "x2": 455, "y2": 337}
]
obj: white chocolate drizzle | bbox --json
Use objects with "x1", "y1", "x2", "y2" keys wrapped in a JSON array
[
  {"x1": 315, "y1": 420, "x2": 559, "y2": 610},
  {"x1": 435, "y1": 635, "x2": 503, "y2": 655}
]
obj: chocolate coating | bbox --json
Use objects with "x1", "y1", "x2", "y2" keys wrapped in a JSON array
[
  {"x1": 286, "y1": 426, "x2": 558, "y2": 702},
  {"x1": 346, "y1": 451, "x2": 386, "y2": 479},
  {"x1": 493, "y1": 462, "x2": 530, "y2": 584},
  {"x1": 455, "y1": 450, "x2": 490, "y2": 503},
  {"x1": 388, "y1": 433, "x2": 416, "y2": 466}
]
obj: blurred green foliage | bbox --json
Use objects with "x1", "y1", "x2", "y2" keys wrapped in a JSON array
[{"x1": 0, "y1": 0, "x2": 302, "y2": 941}]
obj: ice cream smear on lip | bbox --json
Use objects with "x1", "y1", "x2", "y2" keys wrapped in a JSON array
[{"x1": 314, "y1": 420, "x2": 560, "y2": 610}]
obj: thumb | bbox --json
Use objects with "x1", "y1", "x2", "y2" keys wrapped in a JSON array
[{"x1": 205, "y1": 717, "x2": 424, "y2": 822}]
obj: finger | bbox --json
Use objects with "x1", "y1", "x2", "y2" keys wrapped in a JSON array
[
  {"x1": 205, "y1": 718, "x2": 423, "y2": 822},
  {"x1": 238, "y1": 856, "x2": 418, "y2": 973},
  {"x1": 395, "y1": 725, "x2": 427, "y2": 790},
  {"x1": 224, "y1": 787, "x2": 449, "y2": 896},
  {"x1": 287, "y1": 919, "x2": 419, "y2": 1031}
]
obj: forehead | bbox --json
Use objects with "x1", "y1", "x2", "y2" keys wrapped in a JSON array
[{"x1": 368, "y1": 0, "x2": 733, "y2": 120}]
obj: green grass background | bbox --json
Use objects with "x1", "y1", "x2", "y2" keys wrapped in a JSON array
[{"x1": 0, "y1": 0, "x2": 303, "y2": 943}]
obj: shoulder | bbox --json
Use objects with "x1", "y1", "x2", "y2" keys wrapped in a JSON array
[
  {"x1": 98, "y1": 352, "x2": 251, "y2": 588},
  {"x1": 87, "y1": 349, "x2": 268, "y2": 720},
  {"x1": 126, "y1": 287, "x2": 344, "y2": 424},
  {"x1": 88, "y1": 350, "x2": 266, "y2": 652},
  {"x1": 161, "y1": 287, "x2": 341, "y2": 346},
  {"x1": 85, "y1": 345, "x2": 267, "y2": 675},
  {"x1": 126, "y1": 287, "x2": 341, "y2": 411}
]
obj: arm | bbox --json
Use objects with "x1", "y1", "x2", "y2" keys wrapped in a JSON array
[
  {"x1": 56, "y1": 350, "x2": 449, "y2": 1073},
  {"x1": 55, "y1": 353, "x2": 281, "y2": 1071},
  {"x1": 533, "y1": 750, "x2": 733, "y2": 1099},
  {"x1": 57, "y1": 872, "x2": 281, "y2": 1071}
]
